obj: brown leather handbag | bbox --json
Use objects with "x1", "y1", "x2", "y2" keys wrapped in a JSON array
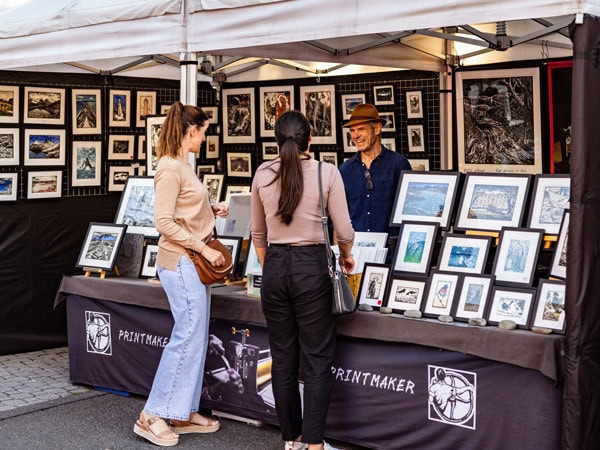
[{"x1": 186, "y1": 228, "x2": 233, "y2": 285}]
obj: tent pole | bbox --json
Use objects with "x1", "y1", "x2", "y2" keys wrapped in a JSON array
[{"x1": 180, "y1": 52, "x2": 199, "y2": 167}]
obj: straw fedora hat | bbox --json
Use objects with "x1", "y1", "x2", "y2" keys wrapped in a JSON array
[{"x1": 342, "y1": 103, "x2": 386, "y2": 128}]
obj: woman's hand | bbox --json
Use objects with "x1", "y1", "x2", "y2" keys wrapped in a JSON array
[
  {"x1": 200, "y1": 245, "x2": 225, "y2": 267},
  {"x1": 339, "y1": 254, "x2": 355, "y2": 274},
  {"x1": 212, "y1": 202, "x2": 229, "y2": 218}
]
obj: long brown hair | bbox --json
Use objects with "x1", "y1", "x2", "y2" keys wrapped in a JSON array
[{"x1": 157, "y1": 101, "x2": 208, "y2": 158}]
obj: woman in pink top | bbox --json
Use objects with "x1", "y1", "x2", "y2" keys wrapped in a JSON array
[{"x1": 251, "y1": 110, "x2": 355, "y2": 450}]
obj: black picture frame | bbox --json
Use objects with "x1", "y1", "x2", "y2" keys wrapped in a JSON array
[
  {"x1": 530, "y1": 279, "x2": 566, "y2": 333},
  {"x1": 526, "y1": 174, "x2": 570, "y2": 235},
  {"x1": 437, "y1": 233, "x2": 492, "y2": 275},
  {"x1": 492, "y1": 227, "x2": 544, "y2": 287},
  {"x1": 421, "y1": 271, "x2": 461, "y2": 318},
  {"x1": 76, "y1": 222, "x2": 128, "y2": 271},
  {"x1": 391, "y1": 221, "x2": 439, "y2": 275},
  {"x1": 452, "y1": 274, "x2": 494, "y2": 322},
  {"x1": 384, "y1": 274, "x2": 428, "y2": 314},
  {"x1": 549, "y1": 209, "x2": 569, "y2": 280},
  {"x1": 114, "y1": 176, "x2": 158, "y2": 238},
  {"x1": 487, "y1": 286, "x2": 537, "y2": 329},
  {"x1": 219, "y1": 235, "x2": 244, "y2": 278},
  {"x1": 140, "y1": 243, "x2": 159, "y2": 278},
  {"x1": 357, "y1": 263, "x2": 392, "y2": 310}
]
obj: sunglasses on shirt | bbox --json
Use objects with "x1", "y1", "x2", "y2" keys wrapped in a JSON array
[{"x1": 364, "y1": 169, "x2": 373, "y2": 191}]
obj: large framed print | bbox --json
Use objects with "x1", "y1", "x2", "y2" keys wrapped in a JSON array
[
  {"x1": 108, "y1": 166, "x2": 135, "y2": 192},
  {"x1": 136, "y1": 91, "x2": 157, "y2": 127},
  {"x1": 72, "y1": 89, "x2": 101, "y2": 134},
  {"x1": 492, "y1": 227, "x2": 544, "y2": 287},
  {"x1": 392, "y1": 221, "x2": 438, "y2": 275},
  {"x1": 27, "y1": 170, "x2": 62, "y2": 199},
  {"x1": 357, "y1": 263, "x2": 391, "y2": 309},
  {"x1": 437, "y1": 234, "x2": 492, "y2": 274},
  {"x1": 0, "y1": 173, "x2": 18, "y2": 202},
  {"x1": 114, "y1": 176, "x2": 158, "y2": 237},
  {"x1": 145, "y1": 115, "x2": 166, "y2": 176},
  {"x1": 452, "y1": 274, "x2": 494, "y2": 322},
  {"x1": 227, "y1": 152, "x2": 252, "y2": 177},
  {"x1": 259, "y1": 86, "x2": 293, "y2": 137},
  {"x1": 76, "y1": 222, "x2": 127, "y2": 271},
  {"x1": 549, "y1": 209, "x2": 569, "y2": 280},
  {"x1": 0, "y1": 128, "x2": 19, "y2": 165},
  {"x1": 487, "y1": 286, "x2": 536, "y2": 329},
  {"x1": 422, "y1": 271, "x2": 461, "y2": 318},
  {"x1": 390, "y1": 171, "x2": 460, "y2": 230},
  {"x1": 527, "y1": 174, "x2": 570, "y2": 235},
  {"x1": 140, "y1": 244, "x2": 159, "y2": 278},
  {"x1": 71, "y1": 141, "x2": 102, "y2": 187},
  {"x1": 300, "y1": 85, "x2": 336, "y2": 144},
  {"x1": 384, "y1": 275, "x2": 428, "y2": 313},
  {"x1": 219, "y1": 236, "x2": 244, "y2": 278},
  {"x1": 406, "y1": 90, "x2": 423, "y2": 119},
  {"x1": 531, "y1": 279, "x2": 566, "y2": 333},
  {"x1": 341, "y1": 93, "x2": 365, "y2": 119},
  {"x1": 456, "y1": 68, "x2": 542, "y2": 174},
  {"x1": 454, "y1": 173, "x2": 531, "y2": 232},
  {"x1": 109, "y1": 89, "x2": 131, "y2": 127},
  {"x1": 23, "y1": 86, "x2": 65, "y2": 125},
  {"x1": 0, "y1": 85, "x2": 19, "y2": 123},
  {"x1": 24, "y1": 129, "x2": 66, "y2": 166},
  {"x1": 407, "y1": 124, "x2": 425, "y2": 152},
  {"x1": 203, "y1": 173, "x2": 224, "y2": 203},
  {"x1": 222, "y1": 88, "x2": 255, "y2": 144},
  {"x1": 108, "y1": 135, "x2": 135, "y2": 160}
]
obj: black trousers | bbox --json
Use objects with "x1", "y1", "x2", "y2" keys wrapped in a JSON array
[{"x1": 260, "y1": 244, "x2": 336, "y2": 444}]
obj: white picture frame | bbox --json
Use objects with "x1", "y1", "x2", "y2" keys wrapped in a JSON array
[
  {"x1": 24, "y1": 129, "x2": 66, "y2": 166},
  {"x1": 137, "y1": 135, "x2": 146, "y2": 160},
  {"x1": 108, "y1": 135, "x2": 135, "y2": 160},
  {"x1": 145, "y1": 115, "x2": 166, "y2": 176},
  {"x1": 108, "y1": 166, "x2": 135, "y2": 192},
  {"x1": 136, "y1": 90, "x2": 157, "y2": 127},
  {"x1": 0, "y1": 85, "x2": 19, "y2": 123},
  {"x1": 407, "y1": 124, "x2": 425, "y2": 152},
  {"x1": 373, "y1": 84, "x2": 394, "y2": 105},
  {"x1": 406, "y1": 90, "x2": 423, "y2": 119},
  {"x1": 407, "y1": 159, "x2": 430, "y2": 171},
  {"x1": 380, "y1": 137, "x2": 396, "y2": 151},
  {"x1": 227, "y1": 152, "x2": 252, "y2": 177},
  {"x1": 0, "y1": 128, "x2": 20, "y2": 165},
  {"x1": 319, "y1": 151, "x2": 338, "y2": 166},
  {"x1": 205, "y1": 135, "x2": 219, "y2": 159},
  {"x1": 224, "y1": 185, "x2": 250, "y2": 203},
  {"x1": 342, "y1": 129, "x2": 357, "y2": 152},
  {"x1": 300, "y1": 84, "x2": 336, "y2": 145},
  {"x1": 71, "y1": 141, "x2": 102, "y2": 187},
  {"x1": 203, "y1": 173, "x2": 224, "y2": 203},
  {"x1": 379, "y1": 111, "x2": 396, "y2": 132},
  {"x1": 340, "y1": 93, "x2": 366, "y2": 119},
  {"x1": 222, "y1": 88, "x2": 255, "y2": 144},
  {"x1": 262, "y1": 142, "x2": 279, "y2": 160},
  {"x1": 203, "y1": 106, "x2": 218, "y2": 124},
  {"x1": 27, "y1": 170, "x2": 62, "y2": 199},
  {"x1": 72, "y1": 88, "x2": 101, "y2": 135},
  {"x1": 259, "y1": 85, "x2": 294, "y2": 137},
  {"x1": 114, "y1": 176, "x2": 158, "y2": 237},
  {"x1": 0, "y1": 173, "x2": 18, "y2": 202},
  {"x1": 24, "y1": 86, "x2": 65, "y2": 125}
]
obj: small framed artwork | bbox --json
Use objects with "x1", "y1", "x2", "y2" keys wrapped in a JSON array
[
  {"x1": 203, "y1": 106, "x2": 218, "y2": 124},
  {"x1": 76, "y1": 222, "x2": 128, "y2": 271},
  {"x1": 381, "y1": 137, "x2": 396, "y2": 151},
  {"x1": 392, "y1": 221, "x2": 439, "y2": 275},
  {"x1": 203, "y1": 173, "x2": 224, "y2": 203},
  {"x1": 373, "y1": 85, "x2": 394, "y2": 105},
  {"x1": 379, "y1": 111, "x2": 396, "y2": 132},
  {"x1": 406, "y1": 90, "x2": 423, "y2": 119},
  {"x1": 390, "y1": 171, "x2": 460, "y2": 230},
  {"x1": 71, "y1": 141, "x2": 102, "y2": 187},
  {"x1": 259, "y1": 86, "x2": 293, "y2": 137},
  {"x1": 384, "y1": 275, "x2": 428, "y2": 313},
  {"x1": 492, "y1": 227, "x2": 544, "y2": 287},
  {"x1": 0, "y1": 128, "x2": 19, "y2": 165},
  {"x1": 357, "y1": 263, "x2": 392, "y2": 309},
  {"x1": 0, "y1": 85, "x2": 19, "y2": 123},
  {"x1": 227, "y1": 152, "x2": 252, "y2": 177},
  {"x1": 109, "y1": 89, "x2": 131, "y2": 127},
  {"x1": 225, "y1": 185, "x2": 250, "y2": 203},
  {"x1": 205, "y1": 135, "x2": 219, "y2": 159},
  {"x1": 197, "y1": 165, "x2": 215, "y2": 178},
  {"x1": 437, "y1": 234, "x2": 492, "y2": 275},
  {"x1": 262, "y1": 142, "x2": 279, "y2": 160},
  {"x1": 422, "y1": 271, "x2": 461, "y2": 318},
  {"x1": 300, "y1": 85, "x2": 336, "y2": 145},
  {"x1": 531, "y1": 279, "x2": 566, "y2": 333},
  {"x1": 160, "y1": 104, "x2": 172, "y2": 115},
  {"x1": 145, "y1": 115, "x2": 166, "y2": 176},
  {"x1": 27, "y1": 170, "x2": 62, "y2": 199},
  {"x1": 108, "y1": 166, "x2": 135, "y2": 192},
  {"x1": 342, "y1": 129, "x2": 357, "y2": 152},
  {"x1": 549, "y1": 209, "x2": 569, "y2": 280},
  {"x1": 24, "y1": 86, "x2": 65, "y2": 125},
  {"x1": 72, "y1": 89, "x2": 101, "y2": 135},
  {"x1": 0, "y1": 173, "x2": 18, "y2": 202},
  {"x1": 340, "y1": 93, "x2": 365, "y2": 119},
  {"x1": 319, "y1": 152, "x2": 338, "y2": 166},
  {"x1": 487, "y1": 286, "x2": 537, "y2": 328},
  {"x1": 222, "y1": 88, "x2": 255, "y2": 144},
  {"x1": 136, "y1": 91, "x2": 157, "y2": 127},
  {"x1": 353, "y1": 231, "x2": 389, "y2": 249},
  {"x1": 137, "y1": 135, "x2": 146, "y2": 160},
  {"x1": 24, "y1": 129, "x2": 66, "y2": 166},
  {"x1": 244, "y1": 238, "x2": 262, "y2": 276},
  {"x1": 140, "y1": 244, "x2": 159, "y2": 278},
  {"x1": 108, "y1": 135, "x2": 135, "y2": 160},
  {"x1": 407, "y1": 159, "x2": 430, "y2": 171},
  {"x1": 452, "y1": 274, "x2": 494, "y2": 322},
  {"x1": 454, "y1": 173, "x2": 531, "y2": 232},
  {"x1": 527, "y1": 174, "x2": 570, "y2": 235},
  {"x1": 114, "y1": 176, "x2": 158, "y2": 237},
  {"x1": 407, "y1": 124, "x2": 425, "y2": 152},
  {"x1": 219, "y1": 236, "x2": 244, "y2": 277}
]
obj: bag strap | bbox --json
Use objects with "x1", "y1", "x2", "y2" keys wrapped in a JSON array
[{"x1": 318, "y1": 162, "x2": 335, "y2": 273}]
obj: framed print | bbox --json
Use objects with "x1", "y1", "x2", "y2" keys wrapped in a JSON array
[
  {"x1": 205, "y1": 135, "x2": 219, "y2": 159},
  {"x1": 114, "y1": 176, "x2": 158, "y2": 237},
  {"x1": 319, "y1": 152, "x2": 338, "y2": 166},
  {"x1": 422, "y1": 271, "x2": 461, "y2": 318},
  {"x1": 197, "y1": 165, "x2": 215, "y2": 177},
  {"x1": 353, "y1": 231, "x2": 389, "y2": 249},
  {"x1": 27, "y1": 170, "x2": 62, "y2": 199},
  {"x1": 527, "y1": 174, "x2": 570, "y2": 235},
  {"x1": 136, "y1": 91, "x2": 157, "y2": 127},
  {"x1": 381, "y1": 137, "x2": 396, "y2": 151},
  {"x1": 390, "y1": 171, "x2": 460, "y2": 230},
  {"x1": 547, "y1": 60, "x2": 572, "y2": 174},
  {"x1": 76, "y1": 222, "x2": 127, "y2": 271},
  {"x1": 357, "y1": 263, "x2": 391, "y2": 309},
  {"x1": 341, "y1": 93, "x2": 365, "y2": 119},
  {"x1": 259, "y1": 86, "x2": 293, "y2": 137},
  {"x1": 437, "y1": 234, "x2": 492, "y2": 275},
  {"x1": 262, "y1": 142, "x2": 279, "y2": 160},
  {"x1": 203, "y1": 106, "x2": 218, "y2": 124},
  {"x1": 379, "y1": 111, "x2": 396, "y2": 132},
  {"x1": 300, "y1": 85, "x2": 336, "y2": 145},
  {"x1": 456, "y1": 67, "x2": 542, "y2": 174},
  {"x1": 373, "y1": 85, "x2": 394, "y2": 105},
  {"x1": 109, "y1": 89, "x2": 131, "y2": 127},
  {"x1": 140, "y1": 244, "x2": 159, "y2": 278},
  {"x1": 0, "y1": 173, "x2": 18, "y2": 202},
  {"x1": 219, "y1": 236, "x2": 244, "y2": 277},
  {"x1": 531, "y1": 279, "x2": 566, "y2": 333},
  {"x1": 227, "y1": 152, "x2": 252, "y2": 177},
  {"x1": 222, "y1": 88, "x2": 255, "y2": 144},
  {"x1": 216, "y1": 193, "x2": 252, "y2": 238},
  {"x1": 23, "y1": 86, "x2": 65, "y2": 125},
  {"x1": 549, "y1": 209, "x2": 569, "y2": 280},
  {"x1": 108, "y1": 166, "x2": 135, "y2": 192},
  {"x1": 385, "y1": 275, "x2": 428, "y2": 313},
  {"x1": 0, "y1": 85, "x2": 19, "y2": 123},
  {"x1": 407, "y1": 124, "x2": 425, "y2": 152},
  {"x1": 454, "y1": 173, "x2": 531, "y2": 232},
  {"x1": 72, "y1": 89, "x2": 101, "y2": 134},
  {"x1": 492, "y1": 227, "x2": 544, "y2": 287},
  {"x1": 342, "y1": 129, "x2": 357, "y2": 152},
  {"x1": 108, "y1": 135, "x2": 135, "y2": 160},
  {"x1": 225, "y1": 185, "x2": 250, "y2": 203},
  {"x1": 453, "y1": 274, "x2": 494, "y2": 322},
  {"x1": 71, "y1": 141, "x2": 102, "y2": 187},
  {"x1": 407, "y1": 159, "x2": 430, "y2": 171},
  {"x1": 392, "y1": 221, "x2": 438, "y2": 275},
  {"x1": 203, "y1": 173, "x2": 224, "y2": 203},
  {"x1": 244, "y1": 239, "x2": 262, "y2": 276},
  {"x1": 406, "y1": 90, "x2": 423, "y2": 119},
  {"x1": 487, "y1": 286, "x2": 536, "y2": 328},
  {"x1": 137, "y1": 135, "x2": 146, "y2": 160},
  {"x1": 0, "y1": 128, "x2": 19, "y2": 165},
  {"x1": 145, "y1": 115, "x2": 166, "y2": 176},
  {"x1": 160, "y1": 104, "x2": 172, "y2": 115},
  {"x1": 24, "y1": 129, "x2": 66, "y2": 166}
]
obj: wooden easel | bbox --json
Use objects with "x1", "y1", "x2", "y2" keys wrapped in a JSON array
[
  {"x1": 543, "y1": 234, "x2": 557, "y2": 249},
  {"x1": 83, "y1": 266, "x2": 120, "y2": 279},
  {"x1": 465, "y1": 229, "x2": 500, "y2": 245}
]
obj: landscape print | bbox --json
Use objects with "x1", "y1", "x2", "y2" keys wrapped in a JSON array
[
  {"x1": 25, "y1": 87, "x2": 64, "y2": 123},
  {"x1": 540, "y1": 186, "x2": 570, "y2": 224},
  {"x1": 402, "y1": 181, "x2": 449, "y2": 217},
  {"x1": 404, "y1": 231, "x2": 426, "y2": 263},
  {"x1": 468, "y1": 184, "x2": 518, "y2": 221}
]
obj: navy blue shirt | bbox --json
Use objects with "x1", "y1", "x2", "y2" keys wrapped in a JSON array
[{"x1": 339, "y1": 147, "x2": 411, "y2": 235}]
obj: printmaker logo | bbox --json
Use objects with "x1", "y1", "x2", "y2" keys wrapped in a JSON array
[
  {"x1": 85, "y1": 311, "x2": 112, "y2": 355},
  {"x1": 427, "y1": 365, "x2": 476, "y2": 430}
]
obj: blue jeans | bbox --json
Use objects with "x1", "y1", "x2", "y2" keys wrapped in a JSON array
[{"x1": 144, "y1": 255, "x2": 211, "y2": 420}]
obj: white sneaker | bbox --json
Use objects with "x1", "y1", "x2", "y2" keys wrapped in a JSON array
[{"x1": 285, "y1": 441, "x2": 308, "y2": 450}]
